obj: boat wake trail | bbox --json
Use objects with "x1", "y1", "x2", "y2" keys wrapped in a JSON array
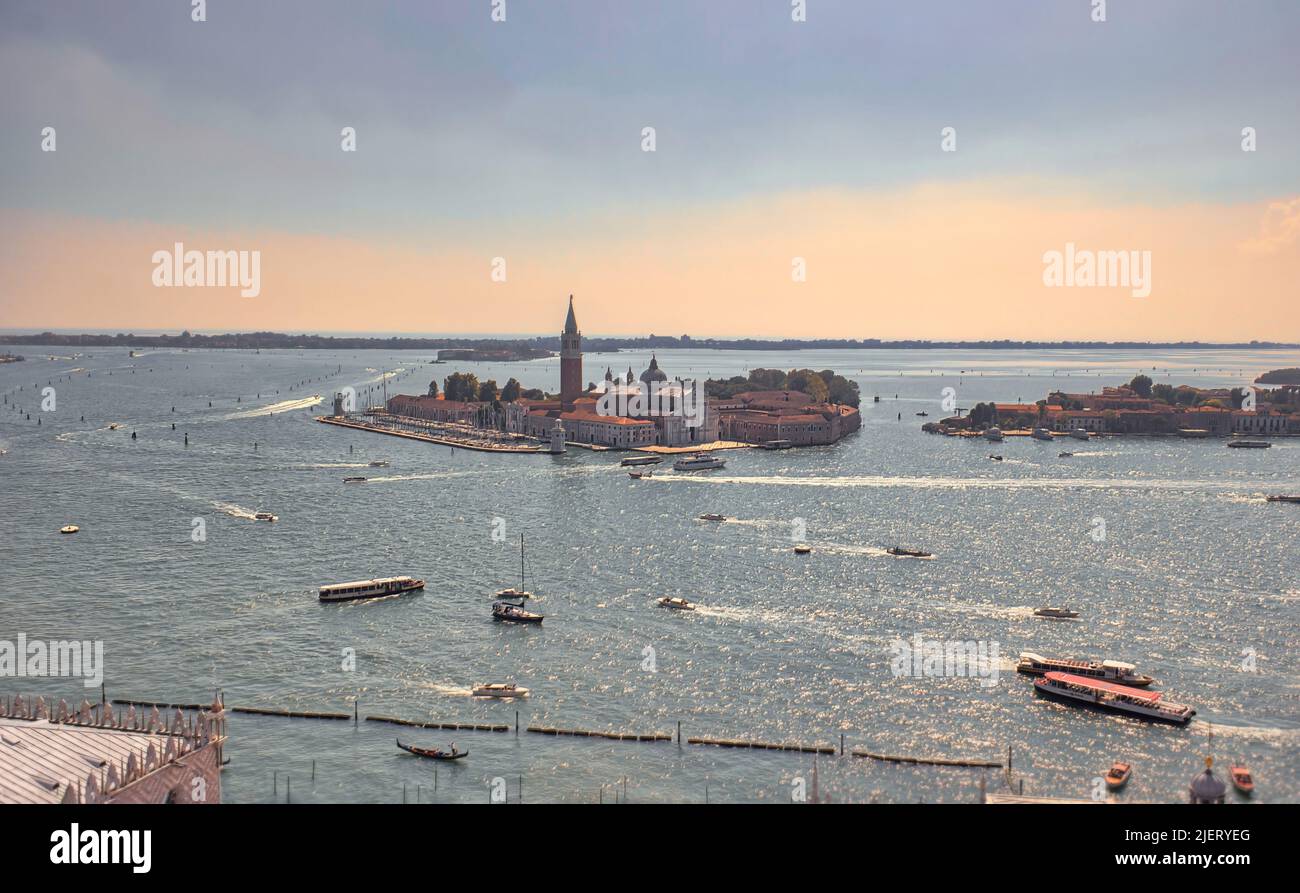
[
  {"x1": 224, "y1": 395, "x2": 322, "y2": 420},
  {"x1": 212, "y1": 502, "x2": 259, "y2": 521},
  {"x1": 656, "y1": 474, "x2": 1247, "y2": 493}
]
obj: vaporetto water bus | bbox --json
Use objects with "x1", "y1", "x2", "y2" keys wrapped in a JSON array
[
  {"x1": 318, "y1": 576, "x2": 425, "y2": 603},
  {"x1": 1033, "y1": 672, "x2": 1195, "y2": 725},
  {"x1": 1016, "y1": 652, "x2": 1154, "y2": 687}
]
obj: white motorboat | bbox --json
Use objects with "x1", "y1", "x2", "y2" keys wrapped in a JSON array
[
  {"x1": 472, "y1": 682, "x2": 529, "y2": 699},
  {"x1": 319, "y1": 576, "x2": 425, "y2": 603},
  {"x1": 673, "y1": 453, "x2": 726, "y2": 471},
  {"x1": 1031, "y1": 428, "x2": 1054, "y2": 441},
  {"x1": 1069, "y1": 428, "x2": 1091, "y2": 441},
  {"x1": 984, "y1": 427, "x2": 1004, "y2": 442},
  {"x1": 59, "y1": 525, "x2": 79, "y2": 534}
]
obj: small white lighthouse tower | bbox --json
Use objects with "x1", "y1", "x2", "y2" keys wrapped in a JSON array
[{"x1": 548, "y1": 418, "x2": 567, "y2": 454}]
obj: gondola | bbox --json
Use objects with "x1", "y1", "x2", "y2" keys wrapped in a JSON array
[{"x1": 396, "y1": 738, "x2": 468, "y2": 760}]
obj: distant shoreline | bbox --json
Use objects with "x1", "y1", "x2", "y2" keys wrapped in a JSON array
[{"x1": 1, "y1": 331, "x2": 1296, "y2": 353}]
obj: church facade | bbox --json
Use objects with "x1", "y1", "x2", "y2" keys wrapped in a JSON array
[{"x1": 511, "y1": 297, "x2": 718, "y2": 448}]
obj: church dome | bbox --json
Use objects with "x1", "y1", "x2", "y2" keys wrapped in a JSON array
[
  {"x1": 639, "y1": 354, "x2": 668, "y2": 384},
  {"x1": 1189, "y1": 766, "x2": 1225, "y2": 802}
]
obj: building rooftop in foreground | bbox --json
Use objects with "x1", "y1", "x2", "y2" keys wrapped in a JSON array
[{"x1": 0, "y1": 694, "x2": 226, "y2": 804}]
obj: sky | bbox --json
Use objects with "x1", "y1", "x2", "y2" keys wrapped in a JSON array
[{"x1": 1, "y1": 0, "x2": 1297, "y2": 341}]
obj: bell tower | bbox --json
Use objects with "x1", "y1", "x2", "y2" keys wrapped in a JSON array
[{"x1": 560, "y1": 294, "x2": 582, "y2": 409}]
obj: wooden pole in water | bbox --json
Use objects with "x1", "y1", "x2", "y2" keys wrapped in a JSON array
[
  {"x1": 311, "y1": 759, "x2": 316, "y2": 781},
  {"x1": 403, "y1": 783, "x2": 407, "y2": 804},
  {"x1": 519, "y1": 775, "x2": 523, "y2": 804},
  {"x1": 677, "y1": 720, "x2": 681, "y2": 746},
  {"x1": 273, "y1": 771, "x2": 277, "y2": 797},
  {"x1": 515, "y1": 710, "x2": 519, "y2": 736},
  {"x1": 354, "y1": 698, "x2": 358, "y2": 726},
  {"x1": 286, "y1": 776, "x2": 290, "y2": 804},
  {"x1": 840, "y1": 733, "x2": 844, "y2": 756}
]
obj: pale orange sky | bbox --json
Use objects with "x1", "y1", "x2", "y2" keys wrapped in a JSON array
[{"x1": 2, "y1": 183, "x2": 1298, "y2": 341}]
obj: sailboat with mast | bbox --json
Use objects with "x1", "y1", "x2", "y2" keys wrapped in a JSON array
[{"x1": 492, "y1": 533, "x2": 544, "y2": 623}]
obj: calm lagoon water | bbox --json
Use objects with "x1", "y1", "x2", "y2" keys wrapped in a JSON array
[{"x1": 2, "y1": 346, "x2": 1297, "y2": 803}]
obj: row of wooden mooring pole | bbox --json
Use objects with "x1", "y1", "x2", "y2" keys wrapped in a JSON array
[{"x1": 119, "y1": 697, "x2": 1005, "y2": 771}]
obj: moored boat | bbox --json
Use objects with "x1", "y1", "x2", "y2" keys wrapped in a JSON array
[
  {"x1": 673, "y1": 453, "x2": 726, "y2": 471},
  {"x1": 887, "y1": 546, "x2": 932, "y2": 558},
  {"x1": 319, "y1": 576, "x2": 424, "y2": 603},
  {"x1": 1104, "y1": 761, "x2": 1132, "y2": 790},
  {"x1": 492, "y1": 601, "x2": 544, "y2": 623},
  {"x1": 1034, "y1": 672, "x2": 1195, "y2": 725},
  {"x1": 984, "y1": 427, "x2": 1004, "y2": 442},
  {"x1": 1227, "y1": 440, "x2": 1270, "y2": 449},
  {"x1": 1016, "y1": 652, "x2": 1154, "y2": 686},
  {"x1": 657, "y1": 596, "x2": 696, "y2": 611},
  {"x1": 1031, "y1": 427, "x2": 1054, "y2": 441},
  {"x1": 472, "y1": 682, "x2": 528, "y2": 699},
  {"x1": 1229, "y1": 765, "x2": 1254, "y2": 795},
  {"x1": 397, "y1": 738, "x2": 467, "y2": 760},
  {"x1": 1034, "y1": 607, "x2": 1079, "y2": 619},
  {"x1": 621, "y1": 455, "x2": 661, "y2": 467},
  {"x1": 1069, "y1": 428, "x2": 1091, "y2": 441}
]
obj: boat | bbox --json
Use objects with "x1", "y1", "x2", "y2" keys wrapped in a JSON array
[
  {"x1": 989, "y1": 454, "x2": 1003, "y2": 461},
  {"x1": 253, "y1": 512, "x2": 277, "y2": 522},
  {"x1": 673, "y1": 453, "x2": 726, "y2": 471},
  {"x1": 472, "y1": 682, "x2": 528, "y2": 699},
  {"x1": 492, "y1": 601, "x2": 544, "y2": 623},
  {"x1": 1104, "y1": 761, "x2": 1132, "y2": 790},
  {"x1": 319, "y1": 576, "x2": 425, "y2": 603},
  {"x1": 1034, "y1": 672, "x2": 1195, "y2": 725},
  {"x1": 760, "y1": 439, "x2": 793, "y2": 450},
  {"x1": 698, "y1": 513, "x2": 727, "y2": 522},
  {"x1": 1227, "y1": 440, "x2": 1270, "y2": 449},
  {"x1": 984, "y1": 427, "x2": 1004, "y2": 442},
  {"x1": 1016, "y1": 652, "x2": 1154, "y2": 686},
  {"x1": 627, "y1": 470, "x2": 652, "y2": 479},
  {"x1": 1058, "y1": 451, "x2": 1073, "y2": 458},
  {"x1": 1266, "y1": 495, "x2": 1300, "y2": 503},
  {"x1": 621, "y1": 455, "x2": 661, "y2": 467},
  {"x1": 1031, "y1": 428, "x2": 1054, "y2": 441},
  {"x1": 1034, "y1": 607, "x2": 1079, "y2": 619},
  {"x1": 916, "y1": 411, "x2": 929, "y2": 417},
  {"x1": 657, "y1": 596, "x2": 696, "y2": 611},
  {"x1": 59, "y1": 525, "x2": 79, "y2": 534},
  {"x1": 887, "y1": 546, "x2": 932, "y2": 558},
  {"x1": 396, "y1": 739, "x2": 467, "y2": 761},
  {"x1": 1069, "y1": 428, "x2": 1091, "y2": 441},
  {"x1": 794, "y1": 544, "x2": 812, "y2": 554},
  {"x1": 492, "y1": 534, "x2": 544, "y2": 623},
  {"x1": 368, "y1": 459, "x2": 391, "y2": 466},
  {"x1": 342, "y1": 476, "x2": 367, "y2": 483},
  {"x1": 1229, "y1": 765, "x2": 1254, "y2": 795}
]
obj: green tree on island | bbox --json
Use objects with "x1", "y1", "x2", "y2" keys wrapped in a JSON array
[
  {"x1": 427, "y1": 380, "x2": 439, "y2": 398},
  {"x1": 478, "y1": 379, "x2": 499, "y2": 402},
  {"x1": 500, "y1": 378, "x2": 522, "y2": 403},
  {"x1": 1127, "y1": 374, "x2": 1153, "y2": 398},
  {"x1": 443, "y1": 372, "x2": 480, "y2": 402}
]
